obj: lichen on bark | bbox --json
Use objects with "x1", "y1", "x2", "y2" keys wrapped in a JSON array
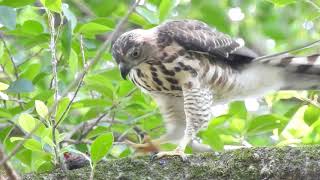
[{"x1": 23, "y1": 146, "x2": 320, "y2": 180}]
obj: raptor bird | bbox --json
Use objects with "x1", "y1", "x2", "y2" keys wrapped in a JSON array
[{"x1": 112, "y1": 19, "x2": 320, "y2": 159}]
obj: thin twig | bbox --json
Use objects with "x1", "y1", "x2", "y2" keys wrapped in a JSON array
[
  {"x1": 47, "y1": 10, "x2": 61, "y2": 168},
  {"x1": 17, "y1": 48, "x2": 44, "y2": 67},
  {"x1": 63, "y1": 115, "x2": 124, "y2": 140},
  {"x1": 54, "y1": 34, "x2": 87, "y2": 128},
  {"x1": 0, "y1": 98, "x2": 26, "y2": 103},
  {"x1": 80, "y1": 35, "x2": 86, "y2": 67},
  {"x1": 296, "y1": 96, "x2": 320, "y2": 108},
  {"x1": 0, "y1": 143, "x2": 20, "y2": 180},
  {"x1": 78, "y1": 112, "x2": 109, "y2": 141},
  {"x1": 0, "y1": 0, "x2": 140, "y2": 166},
  {"x1": 0, "y1": 36, "x2": 18, "y2": 78},
  {"x1": 62, "y1": 139, "x2": 92, "y2": 145}
]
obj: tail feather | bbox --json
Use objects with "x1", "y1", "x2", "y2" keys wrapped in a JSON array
[
  {"x1": 263, "y1": 54, "x2": 320, "y2": 75},
  {"x1": 256, "y1": 54, "x2": 320, "y2": 91}
]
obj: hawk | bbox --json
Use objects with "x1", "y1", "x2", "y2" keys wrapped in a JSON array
[{"x1": 112, "y1": 19, "x2": 320, "y2": 159}]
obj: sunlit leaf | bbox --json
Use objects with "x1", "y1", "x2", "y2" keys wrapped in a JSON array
[
  {"x1": 247, "y1": 114, "x2": 288, "y2": 134},
  {"x1": 35, "y1": 100, "x2": 48, "y2": 119},
  {"x1": 39, "y1": 0, "x2": 61, "y2": 12},
  {"x1": 76, "y1": 22, "x2": 112, "y2": 35},
  {"x1": 266, "y1": 0, "x2": 296, "y2": 7},
  {"x1": 200, "y1": 128, "x2": 224, "y2": 151},
  {"x1": 10, "y1": 136, "x2": 24, "y2": 142},
  {"x1": 0, "y1": 0, "x2": 36, "y2": 7},
  {"x1": 304, "y1": 105, "x2": 320, "y2": 126},
  {"x1": 18, "y1": 113, "x2": 37, "y2": 133},
  {"x1": 159, "y1": 0, "x2": 174, "y2": 22},
  {"x1": 90, "y1": 133, "x2": 113, "y2": 164},
  {"x1": 24, "y1": 139, "x2": 43, "y2": 152},
  {"x1": 0, "y1": 82, "x2": 9, "y2": 91},
  {"x1": 21, "y1": 20, "x2": 44, "y2": 35},
  {"x1": 229, "y1": 101, "x2": 247, "y2": 119}
]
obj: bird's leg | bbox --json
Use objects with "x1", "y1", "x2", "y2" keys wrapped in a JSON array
[
  {"x1": 152, "y1": 87, "x2": 213, "y2": 160},
  {"x1": 125, "y1": 135, "x2": 160, "y2": 153}
]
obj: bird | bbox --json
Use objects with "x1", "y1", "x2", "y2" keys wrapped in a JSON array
[{"x1": 112, "y1": 19, "x2": 320, "y2": 160}]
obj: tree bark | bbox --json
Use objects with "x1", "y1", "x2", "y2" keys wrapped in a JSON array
[{"x1": 23, "y1": 146, "x2": 320, "y2": 180}]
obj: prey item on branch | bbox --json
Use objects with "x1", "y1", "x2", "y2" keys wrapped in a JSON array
[{"x1": 112, "y1": 19, "x2": 320, "y2": 159}]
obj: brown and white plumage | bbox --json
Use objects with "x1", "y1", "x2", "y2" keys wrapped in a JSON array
[{"x1": 112, "y1": 19, "x2": 320, "y2": 158}]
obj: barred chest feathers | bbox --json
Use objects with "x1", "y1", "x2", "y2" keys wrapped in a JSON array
[{"x1": 127, "y1": 52, "x2": 286, "y2": 103}]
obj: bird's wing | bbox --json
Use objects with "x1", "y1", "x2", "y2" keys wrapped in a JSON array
[{"x1": 157, "y1": 20, "x2": 258, "y2": 64}]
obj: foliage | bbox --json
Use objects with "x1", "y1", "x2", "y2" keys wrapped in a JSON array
[{"x1": 0, "y1": 0, "x2": 320, "y2": 175}]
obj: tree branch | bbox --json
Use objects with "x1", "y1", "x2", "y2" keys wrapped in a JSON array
[{"x1": 23, "y1": 146, "x2": 320, "y2": 179}]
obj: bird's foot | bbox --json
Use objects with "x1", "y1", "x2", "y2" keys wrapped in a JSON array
[
  {"x1": 125, "y1": 136, "x2": 159, "y2": 153},
  {"x1": 151, "y1": 148, "x2": 188, "y2": 161}
]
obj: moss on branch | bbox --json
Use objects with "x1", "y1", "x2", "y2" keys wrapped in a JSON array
[{"x1": 23, "y1": 146, "x2": 320, "y2": 179}]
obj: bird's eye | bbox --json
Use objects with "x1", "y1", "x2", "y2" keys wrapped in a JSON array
[{"x1": 131, "y1": 49, "x2": 140, "y2": 58}]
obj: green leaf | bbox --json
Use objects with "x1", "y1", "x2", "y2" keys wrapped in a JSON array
[
  {"x1": 76, "y1": 22, "x2": 112, "y2": 35},
  {"x1": 0, "y1": 126, "x2": 13, "y2": 142},
  {"x1": 18, "y1": 113, "x2": 36, "y2": 133},
  {"x1": 266, "y1": 0, "x2": 296, "y2": 7},
  {"x1": 20, "y1": 63, "x2": 41, "y2": 80},
  {"x1": 159, "y1": 0, "x2": 174, "y2": 22},
  {"x1": 24, "y1": 139, "x2": 43, "y2": 152},
  {"x1": 7, "y1": 78, "x2": 34, "y2": 93},
  {"x1": 39, "y1": 0, "x2": 61, "y2": 12},
  {"x1": 129, "y1": 13, "x2": 153, "y2": 28},
  {"x1": 90, "y1": 133, "x2": 113, "y2": 164},
  {"x1": 56, "y1": 97, "x2": 70, "y2": 123},
  {"x1": 247, "y1": 114, "x2": 288, "y2": 134},
  {"x1": 304, "y1": 105, "x2": 320, "y2": 126},
  {"x1": 86, "y1": 126, "x2": 110, "y2": 139},
  {"x1": 69, "y1": 49, "x2": 78, "y2": 76},
  {"x1": 229, "y1": 118, "x2": 246, "y2": 133},
  {"x1": 0, "y1": 0, "x2": 36, "y2": 7},
  {"x1": 61, "y1": 22, "x2": 72, "y2": 61},
  {"x1": 35, "y1": 100, "x2": 48, "y2": 119},
  {"x1": 0, "y1": 6, "x2": 16, "y2": 30},
  {"x1": 31, "y1": 151, "x2": 52, "y2": 172},
  {"x1": 136, "y1": 6, "x2": 159, "y2": 25},
  {"x1": 229, "y1": 101, "x2": 247, "y2": 119},
  {"x1": 21, "y1": 20, "x2": 44, "y2": 35},
  {"x1": 0, "y1": 82, "x2": 9, "y2": 91},
  {"x1": 200, "y1": 129, "x2": 224, "y2": 151}
]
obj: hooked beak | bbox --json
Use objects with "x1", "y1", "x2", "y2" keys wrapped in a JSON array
[{"x1": 119, "y1": 63, "x2": 131, "y2": 80}]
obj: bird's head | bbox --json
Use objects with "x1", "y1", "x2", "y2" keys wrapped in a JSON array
[{"x1": 112, "y1": 28, "x2": 156, "y2": 79}]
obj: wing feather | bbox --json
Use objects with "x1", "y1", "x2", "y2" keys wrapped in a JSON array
[{"x1": 157, "y1": 20, "x2": 257, "y2": 64}]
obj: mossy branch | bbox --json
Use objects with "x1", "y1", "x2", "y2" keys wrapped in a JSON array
[{"x1": 23, "y1": 146, "x2": 320, "y2": 180}]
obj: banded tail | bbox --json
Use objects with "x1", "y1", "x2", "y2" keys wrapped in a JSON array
[
  {"x1": 264, "y1": 54, "x2": 320, "y2": 75},
  {"x1": 260, "y1": 54, "x2": 320, "y2": 90}
]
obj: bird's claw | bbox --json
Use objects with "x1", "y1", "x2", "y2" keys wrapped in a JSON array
[
  {"x1": 125, "y1": 137, "x2": 159, "y2": 153},
  {"x1": 150, "y1": 149, "x2": 188, "y2": 161}
]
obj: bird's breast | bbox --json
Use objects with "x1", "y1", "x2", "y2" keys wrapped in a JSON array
[{"x1": 128, "y1": 61, "x2": 184, "y2": 96}]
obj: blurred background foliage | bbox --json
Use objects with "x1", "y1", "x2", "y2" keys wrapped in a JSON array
[{"x1": 0, "y1": 0, "x2": 320, "y2": 174}]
